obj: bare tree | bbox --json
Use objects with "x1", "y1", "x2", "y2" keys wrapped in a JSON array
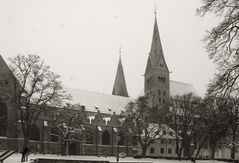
[
  {"x1": 49, "y1": 104, "x2": 85, "y2": 155},
  {"x1": 169, "y1": 93, "x2": 206, "y2": 162},
  {"x1": 213, "y1": 97, "x2": 239, "y2": 160},
  {"x1": 9, "y1": 54, "x2": 69, "y2": 149},
  {"x1": 201, "y1": 96, "x2": 232, "y2": 159},
  {"x1": 197, "y1": 0, "x2": 239, "y2": 97},
  {"x1": 123, "y1": 96, "x2": 168, "y2": 157}
]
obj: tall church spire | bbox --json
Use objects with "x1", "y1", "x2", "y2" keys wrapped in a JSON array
[
  {"x1": 112, "y1": 48, "x2": 129, "y2": 97},
  {"x1": 148, "y1": 11, "x2": 168, "y2": 71},
  {"x1": 144, "y1": 10, "x2": 170, "y2": 108}
]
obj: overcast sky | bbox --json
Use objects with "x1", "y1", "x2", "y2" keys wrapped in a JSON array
[{"x1": 0, "y1": 0, "x2": 219, "y2": 97}]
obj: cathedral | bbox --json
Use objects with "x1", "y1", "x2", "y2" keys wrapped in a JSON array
[{"x1": 0, "y1": 13, "x2": 197, "y2": 157}]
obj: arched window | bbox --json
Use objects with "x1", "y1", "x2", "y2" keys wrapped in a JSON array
[
  {"x1": 30, "y1": 124, "x2": 40, "y2": 141},
  {"x1": 0, "y1": 102, "x2": 7, "y2": 136},
  {"x1": 50, "y1": 127, "x2": 59, "y2": 142},
  {"x1": 102, "y1": 130, "x2": 110, "y2": 145}
]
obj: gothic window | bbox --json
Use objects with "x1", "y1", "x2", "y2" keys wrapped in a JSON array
[
  {"x1": 30, "y1": 124, "x2": 40, "y2": 141},
  {"x1": 159, "y1": 98, "x2": 161, "y2": 103},
  {"x1": 50, "y1": 127, "x2": 59, "y2": 142},
  {"x1": 0, "y1": 102, "x2": 7, "y2": 136},
  {"x1": 102, "y1": 130, "x2": 110, "y2": 145}
]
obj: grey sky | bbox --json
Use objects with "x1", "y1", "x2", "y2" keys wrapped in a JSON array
[{"x1": 0, "y1": 0, "x2": 218, "y2": 97}]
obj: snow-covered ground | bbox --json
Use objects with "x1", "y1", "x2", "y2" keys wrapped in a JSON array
[{"x1": 3, "y1": 154, "x2": 226, "y2": 163}]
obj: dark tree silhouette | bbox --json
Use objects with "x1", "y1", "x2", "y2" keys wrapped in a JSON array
[
  {"x1": 197, "y1": 0, "x2": 239, "y2": 97},
  {"x1": 123, "y1": 96, "x2": 168, "y2": 157},
  {"x1": 9, "y1": 54, "x2": 69, "y2": 149}
]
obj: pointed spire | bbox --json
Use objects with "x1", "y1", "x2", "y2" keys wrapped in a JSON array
[
  {"x1": 148, "y1": 9, "x2": 169, "y2": 72},
  {"x1": 112, "y1": 48, "x2": 129, "y2": 97}
]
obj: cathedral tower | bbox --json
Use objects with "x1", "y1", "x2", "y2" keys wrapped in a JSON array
[
  {"x1": 144, "y1": 13, "x2": 170, "y2": 107},
  {"x1": 112, "y1": 49, "x2": 129, "y2": 97}
]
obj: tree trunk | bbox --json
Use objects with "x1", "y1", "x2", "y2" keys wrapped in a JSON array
[
  {"x1": 141, "y1": 146, "x2": 147, "y2": 158},
  {"x1": 63, "y1": 141, "x2": 69, "y2": 156},
  {"x1": 177, "y1": 153, "x2": 181, "y2": 161},
  {"x1": 23, "y1": 134, "x2": 30, "y2": 149},
  {"x1": 231, "y1": 127, "x2": 237, "y2": 159},
  {"x1": 231, "y1": 143, "x2": 236, "y2": 160},
  {"x1": 175, "y1": 146, "x2": 182, "y2": 160},
  {"x1": 210, "y1": 145, "x2": 216, "y2": 159}
]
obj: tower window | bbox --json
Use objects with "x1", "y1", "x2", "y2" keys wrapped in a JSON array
[
  {"x1": 158, "y1": 90, "x2": 161, "y2": 95},
  {"x1": 164, "y1": 78, "x2": 166, "y2": 83}
]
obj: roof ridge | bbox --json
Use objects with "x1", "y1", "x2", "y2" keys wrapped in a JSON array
[
  {"x1": 170, "y1": 80, "x2": 193, "y2": 86},
  {"x1": 66, "y1": 87, "x2": 133, "y2": 100}
]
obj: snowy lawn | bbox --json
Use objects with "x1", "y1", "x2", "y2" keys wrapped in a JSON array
[{"x1": 3, "y1": 154, "x2": 226, "y2": 163}]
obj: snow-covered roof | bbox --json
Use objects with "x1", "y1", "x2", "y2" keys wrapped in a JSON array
[
  {"x1": 66, "y1": 80, "x2": 197, "y2": 115},
  {"x1": 66, "y1": 88, "x2": 133, "y2": 115},
  {"x1": 170, "y1": 80, "x2": 198, "y2": 97},
  {"x1": 138, "y1": 80, "x2": 198, "y2": 97}
]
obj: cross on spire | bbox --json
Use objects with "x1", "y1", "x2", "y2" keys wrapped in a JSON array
[{"x1": 154, "y1": 4, "x2": 157, "y2": 17}]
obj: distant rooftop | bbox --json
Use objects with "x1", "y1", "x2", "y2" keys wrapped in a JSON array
[
  {"x1": 170, "y1": 80, "x2": 198, "y2": 97},
  {"x1": 66, "y1": 80, "x2": 198, "y2": 115},
  {"x1": 66, "y1": 88, "x2": 133, "y2": 115}
]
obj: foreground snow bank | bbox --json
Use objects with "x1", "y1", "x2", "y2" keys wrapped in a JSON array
[{"x1": 3, "y1": 154, "x2": 226, "y2": 163}]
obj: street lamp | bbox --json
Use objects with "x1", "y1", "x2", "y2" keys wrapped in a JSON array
[{"x1": 116, "y1": 135, "x2": 121, "y2": 162}]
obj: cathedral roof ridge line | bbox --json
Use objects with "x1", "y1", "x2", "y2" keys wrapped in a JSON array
[
  {"x1": 170, "y1": 80, "x2": 194, "y2": 86},
  {"x1": 66, "y1": 87, "x2": 133, "y2": 100}
]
